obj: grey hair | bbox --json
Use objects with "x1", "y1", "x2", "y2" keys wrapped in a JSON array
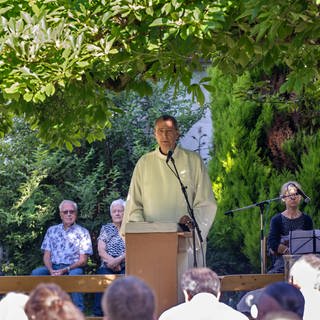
[
  {"x1": 280, "y1": 181, "x2": 302, "y2": 196},
  {"x1": 110, "y1": 198, "x2": 126, "y2": 214},
  {"x1": 59, "y1": 200, "x2": 78, "y2": 212},
  {"x1": 181, "y1": 267, "x2": 221, "y2": 298}
]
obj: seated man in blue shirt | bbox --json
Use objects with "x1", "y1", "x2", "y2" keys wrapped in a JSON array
[{"x1": 31, "y1": 199, "x2": 93, "y2": 311}]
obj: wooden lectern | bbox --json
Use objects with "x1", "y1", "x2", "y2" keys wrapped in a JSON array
[{"x1": 125, "y1": 222, "x2": 191, "y2": 317}]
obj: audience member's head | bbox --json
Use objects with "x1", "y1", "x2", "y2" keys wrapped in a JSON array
[
  {"x1": 0, "y1": 292, "x2": 29, "y2": 320},
  {"x1": 181, "y1": 267, "x2": 221, "y2": 301},
  {"x1": 289, "y1": 254, "x2": 320, "y2": 290},
  {"x1": 237, "y1": 288, "x2": 263, "y2": 318},
  {"x1": 102, "y1": 275, "x2": 155, "y2": 320},
  {"x1": 252, "y1": 282, "x2": 304, "y2": 320},
  {"x1": 262, "y1": 310, "x2": 302, "y2": 320},
  {"x1": 24, "y1": 283, "x2": 85, "y2": 320}
]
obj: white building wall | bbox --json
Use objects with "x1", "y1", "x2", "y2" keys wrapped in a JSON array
[{"x1": 179, "y1": 71, "x2": 213, "y2": 162}]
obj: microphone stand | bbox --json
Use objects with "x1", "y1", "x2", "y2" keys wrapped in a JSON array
[
  {"x1": 167, "y1": 157, "x2": 203, "y2": 268},
  {"x1": 225, "y1": 195, "x2": 284, "y2": 274}
]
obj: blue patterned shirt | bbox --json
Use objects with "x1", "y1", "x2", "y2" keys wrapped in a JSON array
[
  {"x1": 98, "y1": 223, "x2": 125, "y2": 267},
  {"x1": 41, "y1": 223, "x2": 93, "y2": 264}
]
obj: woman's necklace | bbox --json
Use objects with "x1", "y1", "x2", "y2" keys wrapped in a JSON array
[{"x1": 283, "y1": 209, "x2": 301, "y2": 219}]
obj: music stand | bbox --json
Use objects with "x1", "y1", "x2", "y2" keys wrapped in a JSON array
[{"x1": 289, "y1": 229, "x2": 320, "y2": 254}]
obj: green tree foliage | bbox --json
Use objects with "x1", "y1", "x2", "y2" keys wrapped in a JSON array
[
  {"x1": 1, "y1": 0, "x2": 319, "y2": 275},
  {"x1": 0, "y1": 0, "x2": 223, "y2": 145},
  {"x1": 0, "y1": 86, "x2": 205, "y2": 274},
  {"x1": 208, "y1": 67, "x2": 320, "y2": 272},
  {"x1": 1, "y1": 0, "x2": 319, "y2": 147}
]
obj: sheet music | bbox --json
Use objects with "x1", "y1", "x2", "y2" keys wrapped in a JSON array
[{"x1": 289, "y1": 230, "x2": 320, "y2": 254}]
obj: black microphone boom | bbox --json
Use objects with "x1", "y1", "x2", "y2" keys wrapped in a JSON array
[
  {"x1": 290, "y1": 183, "x2": 311, "y2": 203},
  {"x1": 165, "y1": 149, "x2": 203, "y2": 267},
  {"x1": 166, "y1": 150, "x2": 173, "y2": 163},
  {"x1": 296, "y1": 187, "x2": 311, "y2": 203}
]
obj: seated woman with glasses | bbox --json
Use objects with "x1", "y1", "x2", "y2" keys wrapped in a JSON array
[
  {"x1": 267, "y1": 181, "x2": 313, "y2": 273},
  {"x1": 30, "y1": 199, "x2": 93, "y2": 312},
  {"x1": 93, "y1": 198, "x2": 126, "y2": 317}
]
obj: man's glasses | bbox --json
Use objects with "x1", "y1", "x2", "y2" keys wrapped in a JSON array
[{"x1": 61, "y1": 210, "x2": 76, "y2": 215}]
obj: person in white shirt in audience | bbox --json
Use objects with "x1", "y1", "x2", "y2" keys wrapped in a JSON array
[
  {"x1": 159, "y1": 267, "x2": 248, "y2": 320},
  {"x1": 0, "y1": 292, "x2": 29, "y2": 320},
  {"x1": 289, "y1": 254, "x2": 320, "y2": 320}
]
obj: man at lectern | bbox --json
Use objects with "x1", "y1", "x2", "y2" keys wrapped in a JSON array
[{"x1": 121, "y1": 114, "x2": 217, "y2": 267}]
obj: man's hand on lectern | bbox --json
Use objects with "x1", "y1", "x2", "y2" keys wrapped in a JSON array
[{"x1": 179, "y1": 215, "x2": 194, "y2": 231}]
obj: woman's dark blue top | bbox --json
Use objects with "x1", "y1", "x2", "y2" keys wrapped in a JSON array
[{"x1": 267, "y1": 212, "x2": 313, "y2": 253}]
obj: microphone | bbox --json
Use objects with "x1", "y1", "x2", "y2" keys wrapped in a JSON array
[
  {"x1": 290, "y1": 183, "x2": 311, "y2": 203},
  {"x1": 166, "y1": 150, "x2": 174, "y2": 163}
]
